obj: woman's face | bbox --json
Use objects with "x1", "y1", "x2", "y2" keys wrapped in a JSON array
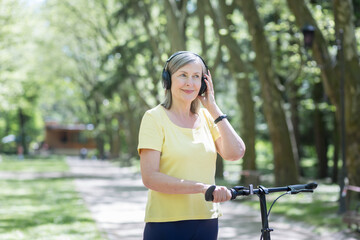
[{"x1": 170, "y1": 61, "x2": 202, "y2": 104}]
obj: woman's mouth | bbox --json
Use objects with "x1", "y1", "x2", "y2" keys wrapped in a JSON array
[{"x1": 182, "y1": 89, "x2": 195, "y2": 94}]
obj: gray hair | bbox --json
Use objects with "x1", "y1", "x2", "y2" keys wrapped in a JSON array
[{"x1": 161, "y1": 52, "x2": 207, "y2": 114}]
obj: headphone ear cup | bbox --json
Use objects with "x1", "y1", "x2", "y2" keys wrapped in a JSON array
[
  {"x1": 162, "y1": 70, "x2": 171, "y2": 89},
  {"x1": 198, "y1": 76, "x2": 207, "y2": 95}
]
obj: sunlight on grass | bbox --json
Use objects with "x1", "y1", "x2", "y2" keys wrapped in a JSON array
[
  {"x1": 0, "y1": 155, "x2": 68, "y2": 172},
  {"x1": 0, "y1": 156, "x2": 104, "y2": 240}
]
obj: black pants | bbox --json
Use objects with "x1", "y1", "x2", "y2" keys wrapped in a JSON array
[{"x1": 143, "y1": 218, "x2": 218, "y2": 240}]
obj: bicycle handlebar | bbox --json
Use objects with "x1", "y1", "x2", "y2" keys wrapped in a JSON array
[{"x1": 205, "y1": 182, "x2": 317, "y2": 201}]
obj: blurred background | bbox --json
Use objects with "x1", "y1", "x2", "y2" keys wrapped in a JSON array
[{"x1": 0, "y1": 0, "x2": 359, "y2": 239}]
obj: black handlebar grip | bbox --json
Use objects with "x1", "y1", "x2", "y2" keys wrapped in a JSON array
[
  {"x1": 230, "y1": 188, "x2": 237, "y2": 200},
  {"x1": 205, "y1": 185, "x2": 216, "y2": 201},
  {"x1": 305, "y1": 182, "x2": 318, "y2": 190},
  {"x1": 289, "y1": 182, "x2": 318, "y2": 191}
]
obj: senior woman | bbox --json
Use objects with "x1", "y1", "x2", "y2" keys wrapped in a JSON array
[{"x1": 137, "y1": 51, "x2": 245, "y2": 240}]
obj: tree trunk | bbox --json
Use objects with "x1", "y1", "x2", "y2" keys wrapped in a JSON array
[
  {"x1": 332, "y1": 114, "x2": 340, "y2": 183},
  {"x1": 333, "y1": 0, "x2": 360, "y2": 188},
  {"x1": 18, "y1": 108, "x2": 28, "y2": 155},
  {"x1": 93, "y1": 100, "x2": 105, "y2": 160},
  {"x1": 313, "y1": 83, "x2": 329, "y2": 179},
  {"x1": 288, "y1": 80, "x2": 303, "y2": 175},
  {"x1": 207, "y1": 0, "x2": 257, "y2": 183},
  {"x1": 287, "y1": 0, "x2": 339, "y2": 110},
  {"x1": 238, "y1": 0, "x2": 299, "y2": 185},
  {"x1": 196, "y1": 0, "x2": 207, "y2": 57},
  {"x1": 95, "y1": 136, "x2": 105, "y2": 160},
  {"x1": 288, "y1": 0, "x2": 360, "y2": 186},
  {"x1": 164, "y1": 0, "x2": 187, "y2": 51},
  {"x1": 106, "y1": 116, "x2": 120, "y2": 159},
  {"x1": 120, "y1": 91, "x2": 141, "y2": 159},
  {"x1": 111, "y1": 117, "x2": 120, "y2": 159},
  {"x1": 235, "y1": 74, "x2": 256, "y2": 171},
  {"x1": 86, "y1": 99, "x2": 105, "y2": 160},
  {"x1": 105, "y1": 117, "x2": 113, "y2": 158},
  {"x1": 215, "y1": 154, "x2": 224, "y2": 179}
]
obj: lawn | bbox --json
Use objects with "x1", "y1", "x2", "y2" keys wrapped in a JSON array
[
  {"x1": 0, "y1": 155, "x2": 69, "y2": 172},
  {"x1": 0, "y1": 155, "x2": 104, "y2": 240}
]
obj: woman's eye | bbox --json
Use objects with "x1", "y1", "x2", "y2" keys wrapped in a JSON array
[
  {"x1": 194, "y1": 75, "x2": 200, "y2": 79},
  {"x1": 180, "y1": 74, "x2": 187, "y2": 77}
]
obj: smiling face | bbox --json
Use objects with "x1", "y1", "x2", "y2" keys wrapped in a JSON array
[{"x1": 170, "y1": 61, "x2": 203, "y2": 104}]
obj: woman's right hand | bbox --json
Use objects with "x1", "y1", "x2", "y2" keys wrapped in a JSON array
[{"x1": 204, "y1": 185, "x2": 232, "y2": 203}]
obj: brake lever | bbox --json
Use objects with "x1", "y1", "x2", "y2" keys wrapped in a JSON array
[{"x1": 290, "y1": 189, "x2": 314, "y2": 194}]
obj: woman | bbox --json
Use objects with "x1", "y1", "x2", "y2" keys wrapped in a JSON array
[{"x1": 138, "y1": 51, "x2": 245, "y2": 240}]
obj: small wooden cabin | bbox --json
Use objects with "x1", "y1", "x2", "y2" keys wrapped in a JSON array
[{"x1": 44, "y1": 122, "x2": 96, "y2": 155}]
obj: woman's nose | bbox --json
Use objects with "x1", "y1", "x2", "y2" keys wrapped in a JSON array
[{"x1": 186, "y1": 76, "x2": 196, "y2": 84}]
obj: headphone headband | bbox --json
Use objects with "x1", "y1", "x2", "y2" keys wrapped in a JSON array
[{"x1": 163, "y1": 51, "x2": 207, "y2": 72}]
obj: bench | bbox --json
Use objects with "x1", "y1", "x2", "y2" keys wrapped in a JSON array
[{"x1": 342, "y1": 184, "x2": 360, "y2": 232}]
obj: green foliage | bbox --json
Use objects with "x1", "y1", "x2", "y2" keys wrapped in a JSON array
[
  {"x1": 0, "y1": 0, "x2": 359, "y2": 181},
  {"x1": 255, "y1": 140, "x2": 274, "y2": 173}
]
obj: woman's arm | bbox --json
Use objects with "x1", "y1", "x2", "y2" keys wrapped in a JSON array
[
  {"x1": 210, "y1": 105, "x2": 246, "y2": 161},
  {"x1": 199, "y1": 71, "x2": 246, "y2": 161},
  {"x1": 140, "y1": 148, "x2": 231, "y2": 202}
]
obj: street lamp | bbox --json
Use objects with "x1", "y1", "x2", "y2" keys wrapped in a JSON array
[
  {"x1": 337, "y1": 29, "x2": 347, "y2": 214},
  {"x1": 302, "y1": 24, "x2": 316, "y2": 48},
  {"x1": 301, "y1": 24, "x2": 347, "y2": 214}
]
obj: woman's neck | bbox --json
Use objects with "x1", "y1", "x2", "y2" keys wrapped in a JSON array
[
  {"x1": 165, "y1": 101, "x2": 200, "y2": 129},
  {"x1": 170, "y1": 100, "x2": 192, "y2": 118}
]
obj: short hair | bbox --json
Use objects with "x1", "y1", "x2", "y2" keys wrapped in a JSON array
[{"x1": 161, "y1": 52, "x2": 207, "y2": 114}]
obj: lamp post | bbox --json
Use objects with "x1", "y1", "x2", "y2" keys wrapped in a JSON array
[
  {"x1": 301, "y1": 24, "x2": 347, "y2": 214},
  {"x1": 337, "y1": 29, "x2": 347, "y2": 214},
  {"x1": 302, "y1": 24, "x2": 315, "y2": 49},
  {"x1": 301, "y1": 24, "x2": 315, "y2": 61}
]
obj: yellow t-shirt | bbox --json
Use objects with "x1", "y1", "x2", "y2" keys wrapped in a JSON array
[{"x1": 137, "y1": 105, "x2": 222, "y2": 222}]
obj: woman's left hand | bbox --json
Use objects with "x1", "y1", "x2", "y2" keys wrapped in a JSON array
[
  {"x1": 212, "y1": 186, "x2": 232, "y2": 203},
  {"x1": 198, "y1": 70, "x2": 216, "y2": 110}
]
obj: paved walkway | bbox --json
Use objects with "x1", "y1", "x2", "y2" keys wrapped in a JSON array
[{"x1": 65, "y1": 157, "x2": 359, "y2": 240}]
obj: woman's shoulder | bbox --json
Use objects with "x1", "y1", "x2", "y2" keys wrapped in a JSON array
[
  {"x1": 199, "y1": 108, "x2": 216, "y2": 126},
  {"x1": 199, "y1": 107, "x2": 211, "y2": 119},
  {"x1": 143, "y1": 105, "x2": 166, "y2": 120}
]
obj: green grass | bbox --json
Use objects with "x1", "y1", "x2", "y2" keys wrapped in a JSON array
[
  {"x1": 0, "y1": 155, "x2": 68, "y2": 172},
  {"x1": 0, "y1": 156, "x2": 104, "y2": 240}
]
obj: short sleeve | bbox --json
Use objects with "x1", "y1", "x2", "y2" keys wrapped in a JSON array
[
  {"x1": 137, "y1": 111, "x2": 164, "y2": 155},
  {"x1": 201, "y1": 109, "x2": 220, "y2": 141}
]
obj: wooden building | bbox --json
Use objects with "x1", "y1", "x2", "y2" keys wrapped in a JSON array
[{"x1": 44, "y1": 122, "x2": 96, "y2": 155}]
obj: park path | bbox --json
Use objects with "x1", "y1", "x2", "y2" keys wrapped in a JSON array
[{"x1": 66, "y1": 157, "x2": 359, "y2": 240}]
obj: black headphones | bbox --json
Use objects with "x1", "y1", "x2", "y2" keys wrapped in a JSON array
[{"x1": 162, "y1": 51, "x2": 208, "y2": 95}]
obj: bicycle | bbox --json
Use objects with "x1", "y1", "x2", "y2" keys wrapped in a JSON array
[{"x1": 205, "y1": 182, "x2": 318, "y2": 240}]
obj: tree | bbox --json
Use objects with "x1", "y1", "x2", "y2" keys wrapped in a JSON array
[
  {"x1": 206, "y1": 0, "x2": 257, "y2": 182},
  {"x1": 287, "y1": 0, "x2": 360, "y2": 187},
  {"x1": 0, "y1": 0, "x2": 46, "y2": 154},
  {"x1": 237, "y1": 0, "x2": 299, "y2": 185}
]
